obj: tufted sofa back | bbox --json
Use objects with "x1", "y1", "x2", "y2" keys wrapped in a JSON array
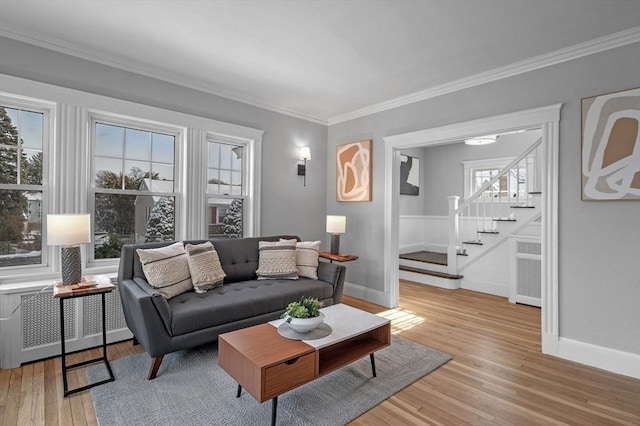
[{"x1": 118, "y1": 235, "x2": 300, "y2": 285}]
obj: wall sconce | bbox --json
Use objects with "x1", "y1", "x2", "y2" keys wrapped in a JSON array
[
  {"x1": 47, "y1": 214, "x2": 91, "y2": 285},
  {"x1": 298, "y1": 147, "x2": 311, "y2": 186},
  {"x1": 326, "y1": 215, "x2": 346, "y2": 255}
]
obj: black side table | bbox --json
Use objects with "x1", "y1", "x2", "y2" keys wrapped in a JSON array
[{"x1": 53, "y1": 280, "x2": 116, "y2": 396}]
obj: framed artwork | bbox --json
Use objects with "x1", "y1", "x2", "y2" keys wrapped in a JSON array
[
  {"x1": 400, "y1": 154, "x2": 420, "y2": 195},
  {"x1": 581, "y1": 87, "x2": 639, "y2": 201},
  {"x1": 336, "y1": 139, "x2": 372, "y2": 202}
]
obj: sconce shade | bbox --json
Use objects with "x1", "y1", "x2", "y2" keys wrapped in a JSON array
[
  {"x1": 326, "y1": 215, "x2": 346, "y2": 234},
  {"x1": 299, "y1": 146, "x2": 311, "y2": 160},
  {"x1": 47, "y1": 214, "x2": 91, "y2": 246}
]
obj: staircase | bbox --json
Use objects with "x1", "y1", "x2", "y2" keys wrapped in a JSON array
[{"x1": 399, "y1": 137, "x2": 542, "y2": 289}]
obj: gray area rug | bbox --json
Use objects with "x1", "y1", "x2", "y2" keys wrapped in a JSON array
[{"x1": 88, "y1": 334, "x2": 450, "y2": 426}]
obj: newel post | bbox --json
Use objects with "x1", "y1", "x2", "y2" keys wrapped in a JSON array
[{"x1": 447, "y1": 196, "x2": 460, "y2": 275}]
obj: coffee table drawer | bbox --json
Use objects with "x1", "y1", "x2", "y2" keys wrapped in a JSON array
[{"x1": 264, "y1": 352, "x2": 316, "y2": 399}]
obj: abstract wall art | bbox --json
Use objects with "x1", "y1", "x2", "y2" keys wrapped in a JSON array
[
  {"x1": 336, "y1": 139, "x2": 372, "y2": 202},
  {"x1": 581, "y1": 87, "x2": 640, "y2": 201},
  {"x1": 400, "y1": 154, "x2": 420, "y2": 195}
]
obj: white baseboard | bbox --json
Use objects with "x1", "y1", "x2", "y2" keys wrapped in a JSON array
[
  {"x1": 424, "y1": 243, "x2": 447, "y2": 253},
  {"x1": 461, "y1": 278, "x2": 508, "y2": 297},
  {"x1": 399, "y1": 244, "x2": 424, "y2": 254},
  {"x1": 558, "y1": 337, "x2": 640, "y2": 379},
  {"x1": 343, "y1": 281, "x2": 390, "y2": 307}
]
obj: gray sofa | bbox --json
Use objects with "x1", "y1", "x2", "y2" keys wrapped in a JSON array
[{"x1": 117, "y1": 235, "x2": 346, "y2": 379}]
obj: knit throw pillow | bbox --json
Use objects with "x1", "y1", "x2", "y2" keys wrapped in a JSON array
[
  {"x1": 255, "y1": 239, "x2": 299, "y2": 280},
  {"x1": 185, "y1": 241, "x2": 226, "y2": 293},
  {"x1": 136, "y1": 242, "x2": 193, "y2": 299}
]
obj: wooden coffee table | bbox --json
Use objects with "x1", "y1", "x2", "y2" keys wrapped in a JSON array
[{"x1": 218, "y1": 304, "x2": 391, "y2": 425}]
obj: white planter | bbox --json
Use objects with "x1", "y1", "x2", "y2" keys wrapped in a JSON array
[{"x1": 284, "y1": 312, "x2": 325, "y2": 333}]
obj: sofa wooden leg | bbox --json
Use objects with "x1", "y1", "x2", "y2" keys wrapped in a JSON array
[
  {"x1": 132, "y1": 336, "x2": 139, "y2": 346},
  {"x1": 147, "y1": 356, "x2": 164, "y2": 380}
]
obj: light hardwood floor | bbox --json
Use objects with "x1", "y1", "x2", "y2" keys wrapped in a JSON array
[{"x1": 1, "y1": 280, "x2": 638, "y2": 425}]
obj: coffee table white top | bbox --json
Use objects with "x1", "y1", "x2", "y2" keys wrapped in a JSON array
[{"x1": 269, "y1": 303, "x2": 390, "y2": 349}]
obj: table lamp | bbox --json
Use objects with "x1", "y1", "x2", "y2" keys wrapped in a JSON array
[
  {"x1": 326, "y1": 215, "x2": 346, "y2": 255},
  {"x1": 47, "y1": 214, "x2": 91, "y2": 285}
]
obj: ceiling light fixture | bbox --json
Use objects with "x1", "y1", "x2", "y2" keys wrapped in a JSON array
[{"x1": 464, "y1": 135, "x2": 497, "y2": 146}]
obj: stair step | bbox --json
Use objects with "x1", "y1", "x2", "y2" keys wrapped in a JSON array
[
  {"x1": 493, "y1": 218, "x2": 516, "y2": 222},
  {"x1": 399, "y1": 251, "x2": 447, "y2": 266},
  {"x1": 399, "y1": 265, "x2": 463, "y2": 280},
  {"x1": 478, "y1": 230, "x2": 499, "y2": 234},
  {"x1": 456, "y1": 252, "x2": 468, "y2": 256},
  {"x1": 529, "y1": 191, "x2": 542, "y2": 194},
  {"x1": 463, "y1": 240, "x2": 483, "y2": 245},
  {"x1": 511, "y1": 205, "x2": 535, "y2": 209}
]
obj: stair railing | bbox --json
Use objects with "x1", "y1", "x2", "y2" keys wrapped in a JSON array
[{"x1": 447, "y1": 137, "x2": 542, "y2": 274}]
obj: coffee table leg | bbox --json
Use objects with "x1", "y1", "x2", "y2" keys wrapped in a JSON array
[
  {"x1": 370, "y1": 353, "x2": 377, "y2": 377},
  {"x1": 236, "y1": 384, "x2": 242, "y2": 397},
  {"x1": 271, "y1": 396, "x2": 278, "y2": 426}
]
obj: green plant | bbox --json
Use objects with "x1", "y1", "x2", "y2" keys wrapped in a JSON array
[{"x1": 281, "y1": 297, "x2": 324, "y2": 322}]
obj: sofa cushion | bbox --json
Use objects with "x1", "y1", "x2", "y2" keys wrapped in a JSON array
[
  {"x1": 168, "y1": 279, "x2": 333, "y2": 336},
  {"x1": 185, "y1": 241, "x2": 226, "y2": 293},
  {"x1": 136, "y1": 242, "x2": 192, "y2": 299},
  {"x1": 255, "y1": 239, "x2": 299, "y2": 280},
  {"x1": 293, "y1": 240, "x2": 321, "y2": 279}
]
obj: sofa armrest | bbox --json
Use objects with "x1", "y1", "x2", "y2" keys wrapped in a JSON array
[
  {"x1": 317, "y1": 262, "x2": 346, "y2": 303},
  {"x1": 117, "y1": 278, "x2": 173, "y2": 357}
]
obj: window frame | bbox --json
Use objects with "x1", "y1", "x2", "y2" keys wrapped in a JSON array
[
  {"x1": 0, "y1": 93, "x2": 54, "y2": 275},
  {"x1": 463, "y1": 156, "x2": 518, "y2": 200},
  {"x1": 205, "y1": 133, "x2": 258, "y2": 239},
  {"x1": 87, "y1": 111, "x2": 185, "y2": 267}
]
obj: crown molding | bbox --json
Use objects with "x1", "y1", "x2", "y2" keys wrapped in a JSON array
[
  {"x1": 0, "y1": 27, "x2": 328, "y2": 125},
  {"x1": 328, "y1": 26, "x2": 640, "y2": 125},
  {"x1": 3, "y1": 25, "x2": 638, "y2": 128}
]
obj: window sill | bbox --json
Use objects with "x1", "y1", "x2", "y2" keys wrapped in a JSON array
[{"x1": 0, "y1": 266, "x2": 118, "y2": 292}]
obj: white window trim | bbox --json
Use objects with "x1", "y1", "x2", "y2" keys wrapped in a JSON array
[
  {"x1": 205, "y1": 133, "x2": 260, "y2": 238},
  {"x1": 87, "y1": 111, "x2": 185, "y2": 268},
  {"x1": 463, "y1": 156, "x2": 515, "y2": 199},
  {"x1": 0, "y1": 74, "x2": 263, "y2": 285},
  {"x1": 0, "y1": 92, "x2": 55, "y2": 277}
]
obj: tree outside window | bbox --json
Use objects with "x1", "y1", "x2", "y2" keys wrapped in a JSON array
[{"x1": 0, "y1": 106, "x2": 44, "y2": 268}]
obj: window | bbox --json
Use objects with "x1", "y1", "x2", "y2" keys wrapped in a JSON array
[
  {"x1": 207, "y1": 140, "x2": 245, "y2": 238},
  {"x1": 463, "y1": 157, "x2": 529, "y2": 200},
  {"x1": 0, "y1": 100, "x2": 49, "y2": 269},
  {"x1": 91, "y1": 118, "x2": 179, "y2": 260}
]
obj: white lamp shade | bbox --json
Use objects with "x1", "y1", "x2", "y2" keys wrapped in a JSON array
[
  {"x1": 326, "y1": 215, "x2": 346, "y2": 234},
  {"x1": 299, "y1": 146, "x2": 311, "y2": 160},
  {"x1": 47, "y1": 214, "x2": 91, "y2": 246}
]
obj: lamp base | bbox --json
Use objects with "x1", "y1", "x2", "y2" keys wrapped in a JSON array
[
  {"x1": 330, "y1": 234, "x2": 340, "y2": 255},
  {"x1": 60, "y1": 245, "x2": 82, "y2": 285}
]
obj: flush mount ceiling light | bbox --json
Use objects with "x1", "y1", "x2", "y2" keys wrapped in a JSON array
[{"x1": 465, "y1": 135, "x2": 497, "y2": 145}]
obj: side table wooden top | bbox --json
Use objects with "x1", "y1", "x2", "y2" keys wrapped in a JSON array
[
  {"x1": 318, "y1": 252, "x2": 359, "y2": 262},
  {"x1": 53, "y1": 277, "x2": 115, "y2": 298}
]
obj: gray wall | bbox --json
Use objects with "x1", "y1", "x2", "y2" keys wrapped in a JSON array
[
  {"x1": 0, "y1": 36, "x2": 328, "y2": 244},
  {"x1": 328, "y1": 43, "x2": 640, "y2": 354},
  {"x1": 423, "y1": 130, "x2": 540, "y2": 216}
]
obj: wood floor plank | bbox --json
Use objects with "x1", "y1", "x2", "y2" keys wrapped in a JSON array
[{"x1": 1, "y1": 280, "x2": 638, "y2": 425}]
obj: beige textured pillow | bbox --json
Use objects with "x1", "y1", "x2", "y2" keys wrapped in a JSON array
[
  {"x1": 282, "y1": 239, "x2": 321, "y2": 279},
  {"x1": 185, "y1": 241, "x2": 226, "y2": 293},
  {"x1": 256, "y1": 239, "x2": 299, "y2": 280},
  {"x1": 136, "y1": 242, "x2": 192, "y2": 299}
]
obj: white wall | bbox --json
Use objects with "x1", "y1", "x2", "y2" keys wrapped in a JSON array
[{"x1": 328, "y1": 43, "x2": 640, "y2": 356}]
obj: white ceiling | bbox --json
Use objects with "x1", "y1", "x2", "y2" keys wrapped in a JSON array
[{"x1": 1, "y1": 1, "x2": 639, "y2": 124}]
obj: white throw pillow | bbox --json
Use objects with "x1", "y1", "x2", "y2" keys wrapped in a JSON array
[
  {"x1": 255, "y1": 239, "x2": 299, "y2": 280},
  {"x1": 282, "y1": 239, "x2": 321, "y2": 280},
  {"x1": 136, "y1": 242, "x2": 193, "y2": 299},
  {"x1": 185, "y1": 241, "x2": 226, "y2": 293}
]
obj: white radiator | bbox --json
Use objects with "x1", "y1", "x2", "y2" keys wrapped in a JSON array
[
  {"x1": 0, "y1": 279, "x2": 132, "y2": 369},
  {"x1": 508, "y1": 235, "x2": 542, "y2": 307}
]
